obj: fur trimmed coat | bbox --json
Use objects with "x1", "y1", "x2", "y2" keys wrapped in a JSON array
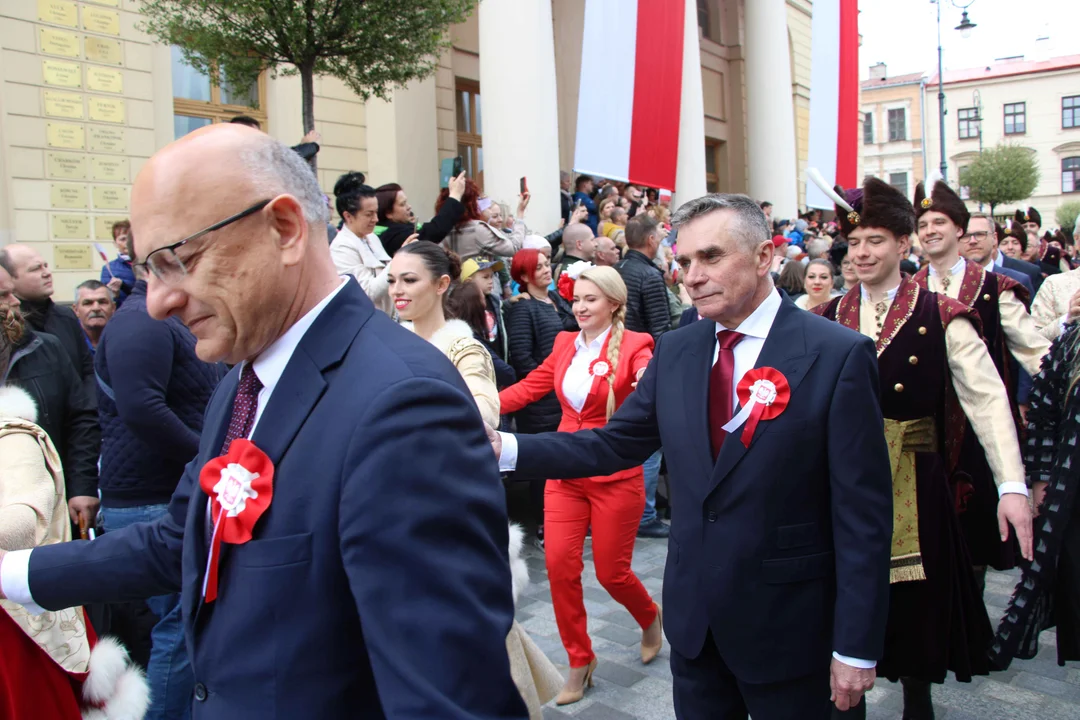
[{"x1": 0, "y1": 385, "x2": 149, "y2": 720}]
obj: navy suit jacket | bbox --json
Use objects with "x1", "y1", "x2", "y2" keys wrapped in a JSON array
[
  {"x1": 1001, "y1": 254, "x2": 1042, "y2": 293},
  {"x1": 514, "y1": 293, "x2": 893, "y2": 684},
  {"x1": 995, "y1": 263, "x2": 1035, "y2": 298},
  {"x1": 27, "y1": 280, "x2": 527, "y2": 720}
]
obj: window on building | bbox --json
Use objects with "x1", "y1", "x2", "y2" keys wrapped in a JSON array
[
  {"x1": 889, "y1": 172, "x2": 908, "y2": 197},
  {"x1": 171, "y1": 46, "x2": 265, "y2": 139},
  {"x1": 888, "y1": 109, "x2": 906, "y2": 142},
  {"x1": 1064, "y1": 157, "x2": 1080, "y2": 193},
  {"x1": 1065, "y1": 96, "x2": 1080, "y2": 129},
  {"x1": 863, "y1": 111, "x2": 874, "y2": 145},
  {"x1": 1003, "y1": 102, "x2": 1026, "y2": 135},
  {"x1": 455, "y1": 79, "x2": 483, "y2": 189},
  {"x1": 705, "y1": 139, "x2": 723, "y2": 193},
  {"x1": 958, "y1": 108, "x2": 979, "y2": 140},
  {"x1": 696, "y1": 0, "x2": 720, "y2": 43}
]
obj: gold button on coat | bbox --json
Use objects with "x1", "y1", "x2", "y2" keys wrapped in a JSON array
[
  {"x1": 894, "y1": 383, "x2": 905, "y2": 392},
  {"x1": 983, "y1": 293, "x2": 991, "y2": 301},
  {"x1": 909, "y1": 356, "x2": 919, "y2": 365},
  {"x1": 918, "y1": 326, "x2": 927, "y2": 335}
]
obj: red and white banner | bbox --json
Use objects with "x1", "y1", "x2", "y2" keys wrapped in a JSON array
[
  {"x1": 573, "y1": 0, "x2": 685, "y2": 192},
  {"x1": 806, "y1": 0, "x2": 860, "y2": 208}
]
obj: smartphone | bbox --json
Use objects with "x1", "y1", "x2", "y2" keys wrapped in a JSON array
[
  {"x1": 575, "y1": 198, "x2": 584, "y2": 210},
  {"x1": 452, "y1": 156, "x2": 463, "y2": 177},
  {"x1": 520, "y1": 176, "x2": 528, "y2": 195}
]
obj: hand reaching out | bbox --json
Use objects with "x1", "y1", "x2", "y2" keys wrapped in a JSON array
[
  {"x1": 485, "y1": 424, "x2": 502, "y2": 460},
  {"x1": 301, "y1": 130, "x2": 321, "y2": 145},
  {"x1": 632, "y1": 367, "x2": 646, "y2": 388},
  {"x1": 998, "y1": 492, "x2": 1033, "y2": 561},
  {"x1": 402, "y1": 233, "x2": 420, "y2": 247},
  {"x1": 517, "y1": 192, "x2": 531, "y2": 219},
  {"x1": 449, "y1": 172, "x2": 467, "y2": 201}
]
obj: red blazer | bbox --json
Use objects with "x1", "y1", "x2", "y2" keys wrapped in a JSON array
[{"x1": 500, "y1": 328, "x2": 654, "y2": 483}]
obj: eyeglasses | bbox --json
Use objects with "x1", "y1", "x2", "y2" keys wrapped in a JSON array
[
  {"x1": 963, "y1": 231, "x2": 990, "y2": 242},
  {"x1": 136, "y1": 199, "x2": 271, "y2": 284}
]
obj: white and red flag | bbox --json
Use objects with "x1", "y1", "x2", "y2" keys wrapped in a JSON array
[
  {"x1": 806, "y1": 0, "x2": 860, "y2": 208},
  {"x1": 573, "y1": 0, "x2": 686, "y2": 193}
]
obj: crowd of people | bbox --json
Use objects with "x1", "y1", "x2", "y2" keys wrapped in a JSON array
[{"x1": 1, "y1": 117, "x2": 1080, "y2": 720}]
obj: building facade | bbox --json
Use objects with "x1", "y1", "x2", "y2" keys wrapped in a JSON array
[
  {"x1": 0, "y1": 0, "x2": 814, "y2": 298},
  {"x1": 925, "y1": 54, "x2": 1080, "y2": 226},
  {"x1": 859, "y1": 63, "x2": 927, "y2": 200}
]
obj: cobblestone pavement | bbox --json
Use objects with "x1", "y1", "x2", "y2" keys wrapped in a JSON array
[{"x1": 514, "y1": 534, "x2": 1080, "y2": 720}]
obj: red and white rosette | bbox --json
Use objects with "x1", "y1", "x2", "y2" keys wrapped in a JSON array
[
  {"x1": 198, "y1": 439, "x2": 275, "y2": 602},
  {"x1": 589, "y1": 358, "x2": 611, "y2": 379},
  {"x1": 721, "y1": 367, "x2": 790, "y2": 447}
]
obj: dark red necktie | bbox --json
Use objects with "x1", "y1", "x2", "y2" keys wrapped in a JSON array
[
  {"x1": 220, "y1": 363, "x2": 263, "y2": 454},
  {"x1": 709, "y1": 330, "x2": 744, "y2": 460}
]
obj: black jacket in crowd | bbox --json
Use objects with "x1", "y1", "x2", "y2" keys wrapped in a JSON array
[
  {"x1": 378, "y1": 197, "x2": 466, "y2": 257},
  {"x1": 95, "y1": 282, "x2": 227, "y2": 508},
  {"x1": 20, "y1": 297, "x2": 95, "y2": 391},
  {"x1": 505, "y1": 292, "x2": 577, "y2": 434},
  {"x1": 4, "y1": 328, "x2": 100, "y2": 500},
  {"x1": 616, "y1": 249, "x2": 672, "y2": 341}
]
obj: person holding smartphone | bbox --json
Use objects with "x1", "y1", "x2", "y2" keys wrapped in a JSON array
[{"x1": 374, "y1": 172, "x2": 467, "y2": 256}]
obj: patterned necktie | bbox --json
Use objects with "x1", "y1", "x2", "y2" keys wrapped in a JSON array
[
  {"x1": 220, "y1": 363, "x2": 263, "y2": 454},
  {"x1": 709, "y1": 330, "x2": 744, "y2": 460}
]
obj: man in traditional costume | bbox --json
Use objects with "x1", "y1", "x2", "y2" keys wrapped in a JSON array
[
  {"x1": 808, "y1": 174, "x2": 1034, "y2": 720},
  {"x1": 910, "y1": 179, "x2": 1049, "y2": 583},
  {"x1": 1030, "y1": 262, "x2": 1080, "y2": 342},
  {"x1": 991, "y1": 322, "x2": 1080, "y2": 670}
]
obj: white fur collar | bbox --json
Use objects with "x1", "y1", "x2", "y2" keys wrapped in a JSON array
[
  {"x1": 0, "y1": 386, "x2": 38, "y2": 423},
  {"x1": 401, "y1": 319, "x2": 475, "y2": 355}
]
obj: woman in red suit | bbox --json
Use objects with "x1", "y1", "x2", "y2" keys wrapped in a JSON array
[{"x1": 499, "y1": 265, "x2": 662, "y2": 706}]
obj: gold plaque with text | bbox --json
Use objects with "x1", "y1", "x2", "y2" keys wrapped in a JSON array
[
  {"x1": 91, "y1": 156, "x2": 128, "y2": 182},
  {"x1": 88, "y1": 96, "x2": 124, "y2": 124},
  {"x1": 86, "y1": 66, "x2": 122, "y2": 93},
  {"x1": 42, "y1": 59, "x2": 81, "y2": 88},
  {"x1": 84, "y1": 0, "x2": 120, "y2": 7},
  {"x1": 38, "y1": 0, "x2": 78, "y2": 28},
  {"x1": 84, "y1": 36, "x2": 122, "y2": 65},
  {"x1": 51, "y1": 214, "x2": 91, "y2": 239},
  {"x1": 46, "y1": 122, "x2": 85, "y2": 149},
  {"x1": 40, "y1": 28, "x2": 80, "y2": 58},
  {"x1": 51, "y1": 183, "x2": 89, "y2": 209},
  {"x1": 94, "y1": 215, "x2": 127, "y2": 240},
  {"x1": 53, "y1": 243, "x2": 94, "y2": 270},
  {"x1": 82, "y1": 7, "x2": 120, "y2": 36},
  {"x1": 44, "y1": 90, "x2": 84, "y2": 119},
  {"x1": 46, "y1": 152, "x2": 88, "y2": 180},
  {"x1": 87, "y1": 125, "x2": 125, "y2": 153},
  {"x1": 93, "y1": 185, "x2": 128, "y2": 210}
]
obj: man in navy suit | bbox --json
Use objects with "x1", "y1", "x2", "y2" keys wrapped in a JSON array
[
  {"x1": 0, "y1": 126, "x2": 527, "y2": 720},
  {"x1": 491, "y1": 194, "x2": 893, "y2": 719}
]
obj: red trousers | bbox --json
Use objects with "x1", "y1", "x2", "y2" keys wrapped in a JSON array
[{"x1": 544, "y1": 475, "x2": 659, "y2": 668}]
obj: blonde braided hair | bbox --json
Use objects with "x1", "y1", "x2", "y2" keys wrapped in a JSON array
[{"x1": 577, "y1": 266, "x2": 628, "y2": 420}]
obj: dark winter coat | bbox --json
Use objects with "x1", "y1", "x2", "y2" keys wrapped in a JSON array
[
  {"x1": 504, "y1": 292, "x2": 577, "y2": 434},
  {"x1": 616, "y1": 249, "x2": 671, "y2": 341},
  {"x1": 3, "y1": 328, "x2": 99, "y2": 500},
  {"x1": 20, "y1": 297, "x2": 95, "y2": 392}
]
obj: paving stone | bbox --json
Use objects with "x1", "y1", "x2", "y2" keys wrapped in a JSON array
[
  {"x1": 593, "y1": 622, "x2": 643, "y2": 647},
  {"x1": 575, "y1": 703, "x2": 639, "y2": 720},
  {"x1": 593, "y1": 661, "x2": 648, "y2": 688},
  {"x1": 597, "y1": 609, "x2": 645, "y2": 631},
  {"x1": 583, "y1": 586, "x2": 613, "y2": 603},
  {"x1": 542, "y1": 708, "x2": 574, "y2": 720},
  {"x1": 1012, "y1": 671, "x2": 1080, "y2": 703}
]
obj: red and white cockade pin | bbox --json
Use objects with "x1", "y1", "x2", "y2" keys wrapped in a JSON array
[
  {"x1": 589, "y1": 358, "x2": 612, "y2": 379},
  {"x1": 198, "y1": 439, "x2": 275, "y2": 602},
  {"x1": 721, "y1": 367, "x2": 791, "y2": 447}
]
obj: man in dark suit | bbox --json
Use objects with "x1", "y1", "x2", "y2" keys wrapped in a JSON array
[
  {"x1": 492, "y1": 194, "x2": 893, "y2": 719},
  {"x1": 993, "y1": 222, "x2": 1043, "y2": 292},
  {"x1": 0, "y1": 125, "x2": 527, "y2": 720},
  {"x1": 963, "y1": 215, "x2": 1035, "y2": 297}
]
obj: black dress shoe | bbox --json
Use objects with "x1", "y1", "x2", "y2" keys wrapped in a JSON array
[{"x1": 637, "y1": 519, "x2": 670, "y2": 538}]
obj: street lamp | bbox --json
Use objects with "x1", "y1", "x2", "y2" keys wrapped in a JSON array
[
  {"x1": 935, "y1": 0, "x2": 977, "y2": 182},
  {"x1": 972, "y1": 88, "x2": 983, "y2": 209}
]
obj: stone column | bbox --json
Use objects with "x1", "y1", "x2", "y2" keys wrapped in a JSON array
[
  {"x1": 673, "y1": 0, "x2": 707, "y2": 209},
  {"x1": 478, "y1": 0, "x2": 561, "y2": 235},
  {"x1": 744, "y1": 0, "x2": 799, "y2": 218}
]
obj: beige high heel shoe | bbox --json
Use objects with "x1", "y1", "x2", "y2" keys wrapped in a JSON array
[
  {"x1": 641, "y1": 606, "x2": 663, "y2": 664},
  {"x1": 555, "y1": 658, "x2": 598, "y2": 706}
]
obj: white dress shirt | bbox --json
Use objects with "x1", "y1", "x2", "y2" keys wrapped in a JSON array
[
  {"x1": 927, "y1": 256, "x2": 967, "y2": 285},
  {"x1": 562, "y1": 327, "x2": 611, "y2": 413},
  {"x1": 0, "y1": 279, "x2": 350, "y2": 613}
]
